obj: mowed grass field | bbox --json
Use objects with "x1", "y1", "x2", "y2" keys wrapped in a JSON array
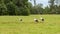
[{"x1": 0, "y1": 15, "x2": 60, "y2": 34}]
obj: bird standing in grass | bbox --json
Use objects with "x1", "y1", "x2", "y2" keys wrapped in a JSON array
[
  {"x1": 40, "y1": 17, "x2": 44, "y2": 23},
  {"x1": 19, "y1": 18, "x2": 22, "y2": 22},
  {"x1": 34, "y1": 18, "x2": 39, "y2": 23}
]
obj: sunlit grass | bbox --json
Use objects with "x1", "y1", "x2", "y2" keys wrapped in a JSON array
[{"x1": 0, "y1": 15, "x2": 60, "y2": 34}]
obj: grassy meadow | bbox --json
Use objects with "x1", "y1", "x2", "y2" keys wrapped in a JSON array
[{"x1": 0, "y1": 15, "x2": 60, "y2": 34}]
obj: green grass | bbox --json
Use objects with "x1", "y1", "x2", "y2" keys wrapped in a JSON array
[{"x1": 0, "y1": 15, "x2": 60, "y2": 34}]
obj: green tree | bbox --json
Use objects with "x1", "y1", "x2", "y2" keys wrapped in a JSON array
[
  {"x1": 48, "y1": 0, "x2": 55, "y2": 14},
  {"x1": 44, "y1": 6, "x2": 49, "y2": 14},
  {"x1": 6, "y1": 2, "x2": 16, "y2": 15},
  {"x1": 0, "y1": 0, "x2": 30, "y2": 15},
  {"x1": 0, "y1": 1, "x2": 8, "y2": 15},
  {"x1": 30, "y1": 3, "x2": 44, "y2": 14}
]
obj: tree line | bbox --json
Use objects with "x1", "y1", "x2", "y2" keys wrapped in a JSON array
[
  {"x1": 0, "y1": 0, "x2": 30, "y2": 16},
  {"x1": 0, "y1": 0, "x2": 60, "y2": 16},
  {"x1": 29, "y1": 0, "x2": 60, "y2": 14}
]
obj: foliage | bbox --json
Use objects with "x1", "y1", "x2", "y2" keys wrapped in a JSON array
[
  {"x1": 29, "y1": 0, "x2": 60, "y2": 14},
  {"x1": 0, "y1": 0, "x2": 30, "y2": 16},
  {"x1": 0, "y1": 0, "x2": 60, "y2": 15}
]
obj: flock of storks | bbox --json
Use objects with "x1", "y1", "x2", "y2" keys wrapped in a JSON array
[{"x1": 19, "y1": 17, "x2": 44, "y2": 23}]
